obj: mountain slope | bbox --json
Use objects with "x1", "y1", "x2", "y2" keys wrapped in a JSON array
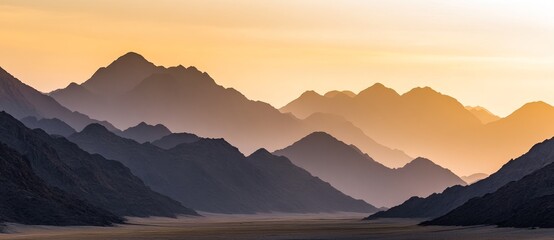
[
  {"x1": 423, "y1": 158, "x2": 554, "y2": 228},
  {"x1": 69, "y1": 124, "x2": 377, "y2": 214},
  {"x1": 20, "y1": 116, "x2": 76, "y2": 137},
  {"x1": 49, "y1": 53, "x2": 408, "y2": 167},
  {"x1": 367, "y1": 136, "x2": 554, "y2": 219},
  {"x1": 246, "y1": 149, "x2": 373, "y2": 213},
  {"x1": 465, "y1": 106, "x2": 500, "y2": 124},
  {"x1": 461, "y1": 173, "x2": 488, "y2": 184},
  {"x1": 0, "y1": 66, "x2": 117, "y2": 132},
  {"x1": 151, "y1": 132, "x2": 201, "y2": 149},
  {"x1": 0, "y1": 111, "x2": 196, "y2": 218},
  {"x1": 0, "y1": 143, "x2": 122, "y2": 226},
  {"x1": 119, "y1": 122, "x2": 172, "y2": 143},
  {"x1": 273, "y1": 132, "x2": 465, "y2": 207},
  {"x1": 302, "y1": 113, "x2": 412, "y2": 168},
  {"x1": 282, "y1": 84, "x2": 554, "y2": 175}
]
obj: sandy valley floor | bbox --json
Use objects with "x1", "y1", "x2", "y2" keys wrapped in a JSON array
[{"x1": 1, "y1": 213, "x2": 553, "y2": 240}]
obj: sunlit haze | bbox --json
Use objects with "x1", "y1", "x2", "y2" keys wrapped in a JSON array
[{"x1": 1, "y1": 0, "x2": 553, "y2": 116}]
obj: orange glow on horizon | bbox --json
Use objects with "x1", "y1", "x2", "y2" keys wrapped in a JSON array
[{"x1": 1, "y1": 0, "x2": 554, "y2": 116}]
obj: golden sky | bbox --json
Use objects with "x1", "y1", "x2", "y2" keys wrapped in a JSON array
[{"x1": 1, "y1": 0, "x2": 553, "y2": 116}]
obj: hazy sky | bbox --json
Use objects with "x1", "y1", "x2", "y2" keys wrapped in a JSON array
[{"x1": 1, "y1": 0, "x2": 553, "y2": 116}]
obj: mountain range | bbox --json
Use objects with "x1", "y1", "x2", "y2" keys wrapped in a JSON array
[
  {"x1": 68, "y1": 124, "x2": 376, "y2": 214},
  {"x1": 0, "y1": 111, "x2": 197, "y2": 219},
  {"x1": 0, "y1": 67, "x2": 117, "y2": 132},
  {"x1": 281, "y1": 84, "x2": 554, "y2": 175},
  {"x1": 49, "y1": 52, "x2": 411, "y2": 168},
  {"x1": 0, "y1": 142, "x2": 122, "y2": 227},
  {"x1": 367, "y1": 136, "x2": 554, "y2": 220},
  {"x1": 274, "y1": 132, "x2": 465, "y2": 207},
  {"x1": 422, "y1": 157, "x2": 554, "y2": 228}
]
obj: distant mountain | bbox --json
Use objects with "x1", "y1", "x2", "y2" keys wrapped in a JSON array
[
  {"x1": 367, "y1": 136, "x2": 554, "y2": 220},
  {"x1": 20, "y1": 116, "x2": 76, "y2": 136},
  {"x1": 461, "y1": 173, "x2": 489, "y2": 184},
  {"x1": 465, "y1": 106, "x2": 500, "y2": 124},
  {"x1": 0, "y1": 111, "x2": 196, "y2": 218},
  {"x1": 281, "y1": 83, "x2": 554, "y2": 175},
  {"x1": 324, "y1": 90, "x2": 356, "y2": 98},
  {"x1": 151, "y1": 132, "x2": 200, "y2": 149},
  {"x1": 0, "y1": 143, "x2": 122, "y2": 226},
  {"x1": 273, "y1": 132, "x2": 465, "y2": 207},
  {"x1": 69, "y1": 124, "x2": 377, "y2": 214},
  {"x1": 118, "y1": 122, "x2": 172, "y2": 143},
  {"x1": 0, "y1": 66, "x2": 118, "y2": 132},
  {"x1": 423, "y1": 158, "x2": 554, "y2": 228},
  {"x1": 50, "y1": 52, "x2": 408, "y2": 167},
  {"x1": 302, "y1": 113, "x2": 412, "y2": 168}
]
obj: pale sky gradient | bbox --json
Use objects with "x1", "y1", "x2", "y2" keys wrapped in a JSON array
[{"x1": 1, "y1": 0, "x2": 553, "y2": 116}]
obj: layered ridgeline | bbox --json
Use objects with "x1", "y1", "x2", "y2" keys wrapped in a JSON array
[
  {"x1": 465, "y1": 106, "x2": 500, "y2": 124},
  {"x1": 20, "y1": 116, "x2": 76, "y2": 137},
  {"x1": 50, "y1": 52, "x2": 411, "y2": 167},
  {"x1": 0, "y1": 143, "x2": 122, "y2": 227},
  {"x1": 0, "y1": 66, "x2": 117, "y2": 132},
  {"x1": 423, "y1": 158, "x2": 554, "y2": 228},
  {"x1": 461, "y1": 173, "x2": 489, "y2": 185},
  {"x1": 0, "y1": 111, "x2": 197, "y2": 218},
  {"x1": 118, "y1": 122, "x2": 172, "y2": 143},
  {"x1": 273, "y1": 132, "x2": 465, "y2": 208},
  {"x1": 367, "y1": 137, "x2": 554, "y2": 220},
  {"x1": 281, "y1": 84, "x2": 554, "y2": 175},
  {"x1": 68, "y1": 125, "x2": 376, "y2": 214}
]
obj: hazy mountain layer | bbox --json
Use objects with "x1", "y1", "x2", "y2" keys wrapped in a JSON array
[
  {"x1": 274, "y1": 132, "x2": 465, "y2": 207},
  {"x1": 0, "y1": 66, "x2": 117, "y2": 132},
  {"x1": 461, "y1": 173, "x2": 488, "y2": 185},
  {"x1": 281, "y1": 84, "x2": 554, "y2": 175},
  {"x1": 465, "y1": 106, "x2": 500, "y2": 124},
  {"x1": 69, "y1": 124, "x2": 377, "y2": 214},
  {"x1": 50, "y1": 52, "x2": 410, "y2": 167}
]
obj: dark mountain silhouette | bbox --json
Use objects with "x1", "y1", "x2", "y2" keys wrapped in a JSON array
[
  {"x1": 151, "y1": 132, "x2": 200, "y2": 149},
  {"x1": 273, "y1": 132, "x2": 465, "y2": 207},
  {"x1": 246, "y1": 149, "x2": 372, "y2": 212},
  {"x1": 423, "y1": 158, "x2": 554, "y2": 228},
  {"x1": 281, "y1": 83, "x2": 554, "y2": 175},
  {"x1": 465, "y1": 106, "x2": 500, "y2": 124},
  {"x1": 20, "y1": 116, "x2": 76, "y2": 136},
  {"x1": 0, "y1": 66, "x2": 118, "y2": 132},
  {"x1": 0, "y1": 143, "x2": 122, "y2": 226},
  {"x1": 119, "y1": 122, "x2": 172, "y2": 143},
  {"x1": 69, "y1": 124, "x2": 377, "y2": 214},
  {"x1": 367, "y1": 137, "x2": 554, "y2": 220},
  {"x1": 461, "y1": 173, "x2": 488, "y2": 184},
  {"x1": 50, "y1": 52, "x2": 408, "y2": 167},
  {"x1": 0, "y1": 111, "x2": 197, "y2": 218}
]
